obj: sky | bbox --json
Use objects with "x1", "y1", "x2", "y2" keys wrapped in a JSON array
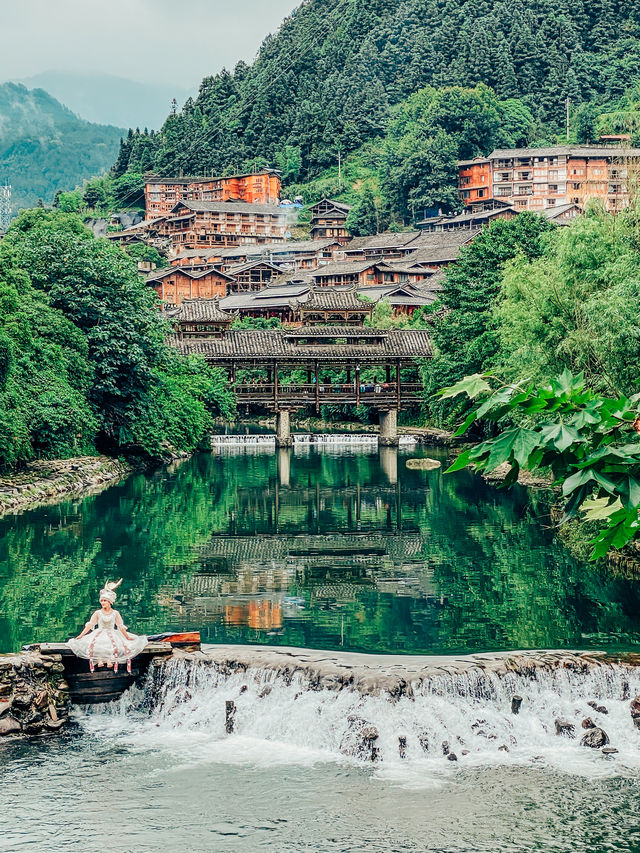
[{"x1": 0, "y1": 0, "x2": 300, "y2": 87}]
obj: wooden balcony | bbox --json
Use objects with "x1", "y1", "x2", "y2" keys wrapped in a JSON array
[{"x1": 234, "y1": 382, "x2": 423, "y2": 410}]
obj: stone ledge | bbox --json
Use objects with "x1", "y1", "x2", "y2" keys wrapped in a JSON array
[
  {"x1": 0, "y1": 652, "x2": 70, "y2": 738},
  {"x1": 0, "y1": 456, "x2": 132, "y2": 518}
]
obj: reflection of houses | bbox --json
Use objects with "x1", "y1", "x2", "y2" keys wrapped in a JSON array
[
  {"x1": 309, "y1": 198, "x2": 352, "y2": 243},
  {"x1": 225, "y1": 601, "x2": 282, "y2": 630},
  {"x1": 147, "y1": 266, "x2": 237, "y2": 306}
]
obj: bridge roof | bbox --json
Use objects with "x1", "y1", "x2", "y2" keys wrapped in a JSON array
[{"x1": 169, "y1": 326, "x2": 432, "y2": 362}]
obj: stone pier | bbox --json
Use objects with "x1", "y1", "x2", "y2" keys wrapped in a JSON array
[
  {"x1": 276, "y1": 409, "x2": 293, "y2": 447},
  {"x1": 379, "y1": 409, "x2": 399, "y2": 447}
]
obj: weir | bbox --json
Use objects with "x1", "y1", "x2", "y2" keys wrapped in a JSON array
[{"x1": 102, "y1": 645, "x2": 640, "y2": 772}]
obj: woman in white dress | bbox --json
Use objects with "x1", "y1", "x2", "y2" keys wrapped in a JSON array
[{"x1": 68, "y1": 580, "x2": 147, "y2": 673}]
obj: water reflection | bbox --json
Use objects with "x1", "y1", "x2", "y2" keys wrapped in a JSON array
[{"x1": 1, "y1": 446, "x2": 640, "y2": 654}]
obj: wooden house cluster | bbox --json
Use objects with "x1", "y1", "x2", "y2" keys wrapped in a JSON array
[
  {"x1": 145, "y1": 172, "x2": 282, "y2": 219},
  {"x1": 457, "y1": 144, "x2": 640, "y2": 214}
]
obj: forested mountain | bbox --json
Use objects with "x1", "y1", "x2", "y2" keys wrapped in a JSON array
[
  {"x1": 0, "y1": 83, "x2": 124, "y2": 213},
  {"x1": 114, "y1": 0, "x2": 640, "y2": 193}
]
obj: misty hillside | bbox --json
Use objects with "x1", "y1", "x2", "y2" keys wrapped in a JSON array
[
  {"x1": 0, "y1": 82, "x2": 124, "y2": 213},
  {"x1": 18, "y1": 71, "x2": 194, "y2": 130}
]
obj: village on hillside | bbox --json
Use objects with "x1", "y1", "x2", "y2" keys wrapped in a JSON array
[{"x1": 107, "y1": 136, "x2": 640, "y2": 337}]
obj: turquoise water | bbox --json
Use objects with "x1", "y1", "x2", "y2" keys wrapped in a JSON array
[{"x1": 1, "y1": 444, "x2": 639, "y2": 655}]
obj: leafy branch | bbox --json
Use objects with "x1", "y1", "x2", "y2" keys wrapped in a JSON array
[{"x1": 440, "y1": 370, "x2": 640, "y2": 559}]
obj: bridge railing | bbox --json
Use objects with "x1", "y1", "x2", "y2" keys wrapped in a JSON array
[{"x1": 233, "y1": 383, "x2": 424, "y2": 405}]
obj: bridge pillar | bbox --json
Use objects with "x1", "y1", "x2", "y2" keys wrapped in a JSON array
[
  {"x1": 276, "y1": 409, "x2": 293, "y2": 447},
  {"x1": 379, "y1": 409, "x2": 399, "y2": 447}
]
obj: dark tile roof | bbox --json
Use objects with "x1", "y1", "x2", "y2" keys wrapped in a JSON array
[
  {"x1": 146, "y1": 266, "x2": 237, "y2": 283},
  {"x1": 309, "y1": 198, "x2": 352, "y2": 213},
  {"x1": 402, "y1": 230, "x2": 479, "y2": 263},
  {"x1": 300, "y1": 287, "x2": 373, "y2": 311},
  {"x1": 170, "y1": 327, "x2": 432, "y2": 361},
  {"x1": 488, "y1": 145, "x2": 640, "y2": 160},
  {"x1": 226, "y1": 260, "x2": 284, "y2": 275},
  {"x1": 343, "y1": 232, "x2": 420, "y2": 253},
  {"x1": 311, "y1": 260, "x2": 378, "y2": 277},
  {"x1": 166, "y1": 299, "x2": 235, "y2": 323}
]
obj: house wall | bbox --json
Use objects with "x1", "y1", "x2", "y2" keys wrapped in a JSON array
[{"x1": 152, "y1": 271, "x2": 230, "y2": 307}]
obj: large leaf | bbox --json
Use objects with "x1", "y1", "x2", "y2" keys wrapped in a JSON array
[
  {"x1": 512, "y1": 429, "x2": 540, "y2": 467},
  {"x1": 439, "y1": 373, "x2": 491, "y2": 400},
  {"x1": 581, "y1": 497, "x2": 623, "y2": 521},
  {"x1": 562, "y1": 467, "x2": 595, "y2": 497},
  {"x1": 484, "y1": 428, "x2": 522, "y2": 471},
  {"x1": 445, "y1": 449, "x2": 472, "y2": 474}
]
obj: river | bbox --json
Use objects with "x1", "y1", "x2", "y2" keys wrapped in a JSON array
[{"x1": 1, "y1": 441, "x2": 640, "y2": 851}]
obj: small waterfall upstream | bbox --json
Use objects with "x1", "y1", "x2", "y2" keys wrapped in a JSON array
[
  {"x1": 210, "y1": 433, "x2": 418, "y2": 452},
  {"x1": 80, "y1": 653, "x2": 640, "y2": 783}
]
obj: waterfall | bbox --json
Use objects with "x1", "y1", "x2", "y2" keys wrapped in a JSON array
[
  {"x1": 210, "y1": 433, "x2": 418, "y2": 451},
  {"x1": 78, "y1": 653, "x2": 640, "y2": 782}
]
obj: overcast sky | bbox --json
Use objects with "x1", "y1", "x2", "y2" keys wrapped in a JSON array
[{"x1": 1, "y1": 0, "x2": 300, "y2": 87}]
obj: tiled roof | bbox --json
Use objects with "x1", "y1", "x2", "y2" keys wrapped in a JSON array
[
  {"x1": 402, "y1": 230, "x2": 478, "y2": 263},
  {"x1": 166, "y1": 299, "x2": 235, "y2": 323},
  {"x1": 171, "y1": 200, "x2": 286, "y2": 215},
  {"x1": 357, "y1": 284, "x2": 438, "y2": 307},
  {"x1": 310, "y1": 260, "x2": 378, "y2": 277},
  {"x1": 343, "y1": 232, "x2": 420, "y2": 252},
  {"x1": 489, "y1": 145, "x2": 640, "y2": 159},
  {"x1": 309, "y1": 198, "x2": 352, "y2": 213},
  {"x1": 417, "y1": 206, "x2": 516, "y2": 227},
  {"x1": 146, "y1": 266, "x2": 236, "y2": 283},
  {"x1": 300, "y1": 287, "x2": 373, "y2": 311},
  {"x1": 170, "y1": 327, "x2": 433, "y2": 361},
  {"x1": 226, "y1": 260, "x2": 284, "y2": 275}
]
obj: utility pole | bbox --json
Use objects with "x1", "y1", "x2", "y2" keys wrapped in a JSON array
[
  {"x1": 0, "y1": 182, "x2": 11, "y2": 233},
  {"x1": 566, "y1": 97, "x2": 571, "y2": 142}
]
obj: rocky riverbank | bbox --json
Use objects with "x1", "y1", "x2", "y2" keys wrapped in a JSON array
[
  {"x1": 0, "y1": 456, "x2": 132, "y2": 518},
  {"x1": 0, "y1": 652, "x2": 70, "y2": 737}
]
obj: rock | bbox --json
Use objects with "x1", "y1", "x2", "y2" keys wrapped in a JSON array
[
  {"x1": 602, "y1": 747, "x2": 618, "y2": 755},
  {"x1": 0, "y1": 680, "x2": 14, "y2": 698},
  {"x1": 398, "y1": 736, "x2": 407, "y2": 759},
  {"x1": 442, "y1": 740, "x2": 450, "y2": 756},
  {"x1": 405, "y1": 458, "x2": 441, "y2": 471},
  {"x1": 45, "y1": 718, "x2": 65, "y2": 731},
  {"x1": 587, "y1": 701, "x2": 608, "y2": 715},
  {"x1": 0, "y1": 715, "x2": 21, "y2": 736},
  {"x1": 498, "y1": 744, "x2": 509, "y2": 752},
  {"x1": 622, "y1": 681, "x2": 630, "y2": 701},
  {"x1": 225, "y1": 700, "x2": 236, "y2": 734},
  {"x1": 511, "y1": 696, "x2": 523, "y2": 715},
  {"x1": 630, "y1": 696, "x2": 640, "y2": 719},
  {"x1": 447, "y1": 752, "x2": 458, "y2": 762},
  {"x1": 461, "y1": 749, "x2": 470, "y2": 756},
  {"x1": 581, "y1": 717, "x2": 596, "y2": 729},
  {"x1": 258, "y1": 685, "x2": 272, "y2": 699},
  {"x1": 12, "y1": 685, "x2": 35, "y2": 709},
  {"x1": 418, "y1": 733, "x2": 429, "y2": 753},
  {"x1": 580, "y1": 727, "x2": 610, "y2": 749},
  {"x1": 555, "y1": 719, "x2": 576, "y2": 738},
  {"x1": 239, "y1": 685, "x2": 248, "y2": 694},
  {"x1": 0, "y1": 699, "x2": 12, "y2": 718}
]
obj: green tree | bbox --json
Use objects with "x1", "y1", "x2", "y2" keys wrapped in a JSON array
[{"x1": 345, "y1": 187, "x2": 379, "y2": 236}]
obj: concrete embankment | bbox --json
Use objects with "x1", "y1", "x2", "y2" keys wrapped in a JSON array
[
  {"x1": 0, "y1": 456, "x2": 132, "y2": 518},
  {"x1": 0, "y1": 652, "x2": 70, "y2": 737}
]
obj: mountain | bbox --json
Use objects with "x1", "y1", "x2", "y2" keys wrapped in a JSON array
[
  {"x1": 113, "y1": 0, "x2": 640, "y2": 186},
  {"x1": 18, "y1": 71, "x2": 194, "y2": 131},
  {"x1": 0, "y1": 82, "x2": 124, "y2": 213}
]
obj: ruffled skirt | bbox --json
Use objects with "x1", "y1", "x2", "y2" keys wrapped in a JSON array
[{"x1": 67, "y1": 628, "x2": 148, "y2": 671}]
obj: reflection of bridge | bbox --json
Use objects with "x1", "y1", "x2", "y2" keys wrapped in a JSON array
[{"x1": 172, "y1": 327, "x2": 432, "y2": 446}]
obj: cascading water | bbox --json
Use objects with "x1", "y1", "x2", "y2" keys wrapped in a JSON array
[
  {"x1": 78, "y1": 656, "x2": 640, "y2": 786},
  {"x1": 210, "y1": 433, "x2": 418, "y2": 450}
]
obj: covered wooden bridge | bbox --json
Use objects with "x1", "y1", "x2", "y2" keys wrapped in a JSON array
[{"x1": 171, "y1": 326, "x2": 432, "y2": 445}]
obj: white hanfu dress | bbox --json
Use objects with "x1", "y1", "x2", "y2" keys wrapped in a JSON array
[{"x1": 68, "y1": 609, "x2": 147, "y2": 672}]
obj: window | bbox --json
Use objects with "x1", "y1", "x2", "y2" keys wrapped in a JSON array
[
  {"x1": 477, "y1": 189, "x2": 486, "y2": 198},
  {"x1": 549, "y1": 184, "x2": 558, "y2": 193},
  {"x1": 547, "y1": 199, "x2": 556, "y2": 206}
]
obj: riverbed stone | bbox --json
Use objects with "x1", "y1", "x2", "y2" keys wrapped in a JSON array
[
  {"x1": 511, "y1": 696, "x2": 523, "y2": 715},
  {"x1": 0, "y1": 715, "x2": 21, "y2": 736},
  {"x1": 602, "y1": 747, "x2": 619, "y2": 755},
  {"x1": 630, "y1": 696, "x2": 640, "y2": 729},
  {"x1": 447, "y1": 752, "x2": 457, "y2": 761},
  {"x1": 581, "y1": 717, "x2": 596, "y2": 729},
  {"x1": 581, "y1": 727, "x2": 610, "y2": 749},
  {"x1": 555, "y1": 719, "x2": 576, "y2": 738},
  {"x1": 587, "y1": 701, "x2": 608, "y2": 715}
]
